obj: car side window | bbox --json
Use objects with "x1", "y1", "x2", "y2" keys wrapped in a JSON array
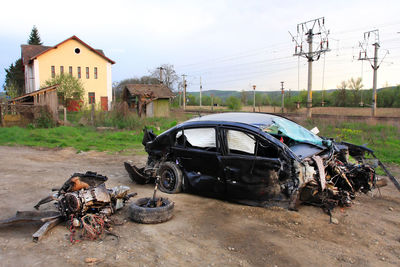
[
  {"x1": 175, "y1": 130, "x2": 185, "y2": 147},
  {"x1": 176, "y1": 128, "x2": 216, "y2": 151},
  {"x1": 256, "y1": 139, "x2": 279, "y2": 158},
  {"x1": 226, "y1": 129, "x2": 256, "y2": 155}
]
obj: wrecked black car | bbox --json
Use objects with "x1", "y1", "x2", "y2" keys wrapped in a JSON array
[{"x1": 125, "y1": 112, "x2": 388, "y2": 211}]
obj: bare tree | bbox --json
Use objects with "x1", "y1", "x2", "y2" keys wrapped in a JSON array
[{"x1": 150, "y1": 64, "x2": 179, "y2": 91}]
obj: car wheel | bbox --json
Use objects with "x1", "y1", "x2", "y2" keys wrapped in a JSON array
[
  {"x1": 157, "y1": 161, "x2": 183, "y2": 194},
  {"x1": 128, "y1": 197, "x2": 174, "y2": 224}
]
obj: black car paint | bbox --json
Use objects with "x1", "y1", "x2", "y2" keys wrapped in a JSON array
[{"x1": 144, "y1": 120, "x2": 302, "y2": 205}]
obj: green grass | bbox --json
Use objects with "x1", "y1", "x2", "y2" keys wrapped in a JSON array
[
  {"x1": 301, "y1": 120, "x2": 400, "y2": 165},
  {"x1": 0, "y1": 116, "x2": 178, "y2": 153},
  {"x1": 0, "y1": 126, "x2": 140, "y2": 152}
]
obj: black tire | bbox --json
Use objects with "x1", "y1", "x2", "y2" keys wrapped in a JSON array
[
  {"x1": 128, "y1": 197, "x2": 174, "y2": 224},
  {"x1": 157, "y1": 162, "x2": 183, "y2": 194}
]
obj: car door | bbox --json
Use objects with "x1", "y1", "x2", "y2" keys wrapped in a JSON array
[
  {"x1": 218, "y1": 127, "x2": 282, "y2": 202},
  {"x1": 170, "y1": 126, "x2": 225, "y2": 196}
]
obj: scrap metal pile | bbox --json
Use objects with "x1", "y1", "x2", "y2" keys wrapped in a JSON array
[
  {"x1": 293, "y1": 143, "x2": 381, "y2": 212},
  {"x1": 0, "y1": 171, "x2": 135, "y2": 242}
]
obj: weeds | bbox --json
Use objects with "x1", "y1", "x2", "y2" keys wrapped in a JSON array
[{"x1": 302, "y1": 120, "x2": 400, "y2": 164}]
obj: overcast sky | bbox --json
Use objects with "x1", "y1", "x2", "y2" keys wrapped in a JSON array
[{"x1": 1, "y1": 0, "x2": 399, "y2": 93}]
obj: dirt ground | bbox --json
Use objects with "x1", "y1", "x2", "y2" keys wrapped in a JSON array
[{"x1": 0, "y1": 146, "x2": 400, "y2": 267}]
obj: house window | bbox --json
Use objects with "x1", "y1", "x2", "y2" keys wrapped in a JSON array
[
  {"x1": 69, "y1": 66, "x2": 73, "y2": 75},
  {"x1": 88, "y1": 92, "x2": 95, "y2": 104},
  {"x1": 60, "y1": 66, "x2": 64, "y2": 74},
  {"x1": 77, "y1": 67, "x2": 81, "y2": 78},
  {"x1": 51, "y1": 66, "x2": 55, "y2": 78},
  {"x1": 94, "y1": 67, "x2": 98, "y2": 79},
  {"x1": 86, "y1": 67, "x2": 89, "y2": 79}
]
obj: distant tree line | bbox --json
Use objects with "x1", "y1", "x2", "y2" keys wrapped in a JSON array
[{"x1": 176, "y1": 77, "x2": 400, "y2": 109}]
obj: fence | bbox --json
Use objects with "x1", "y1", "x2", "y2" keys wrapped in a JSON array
[{"x1": 0, "y1": 103, "x2": 47, "y2": 127}]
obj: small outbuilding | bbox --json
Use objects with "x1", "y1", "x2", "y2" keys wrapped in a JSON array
[
  {"x1": 122, "y1": 84, "x2": 174, "y2": 117},
  {"x1": 10, "y1": 84, "x2": 59, "y2": 120}
]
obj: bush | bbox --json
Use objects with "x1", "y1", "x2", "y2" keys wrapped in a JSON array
[
  {"x1": 34, "y1": 109, "x2": 55, "y2": 128},
  {"x1": 225, "y1": 96, "x2": 242, "y2": 111}
]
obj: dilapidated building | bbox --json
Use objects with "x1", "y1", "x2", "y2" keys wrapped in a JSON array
[{"x1": 122, "y1": 84, "x2": 174, "y2": 117}]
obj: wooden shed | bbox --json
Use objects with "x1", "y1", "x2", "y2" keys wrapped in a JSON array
[
  {"x1": 122, "y1": 84, "x2": 175, "y2": 117},
  {"x1": 11, "y1": 85, "x2": 59, "y2": 120}
]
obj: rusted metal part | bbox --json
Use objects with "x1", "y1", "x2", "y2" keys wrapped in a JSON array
[
  {"x1": 2, "y1": 171, "x2": 134, "y2": 242},
  {"x1": 32, "y1": 217, "x2": 62, "y2": 242},
  {"x1": 0, "y1": 211, "x2": 61, "y2": 225},
  {"x1": 34, "y1": 195, "x2": 58, "y2": 210}
]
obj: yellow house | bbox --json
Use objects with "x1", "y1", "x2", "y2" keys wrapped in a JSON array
[{"x1": 21, "y1": 36, "x2": 115, "y2": 110}]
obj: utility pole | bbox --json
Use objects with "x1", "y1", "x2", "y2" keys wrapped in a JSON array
[
  {"x1": 199, "y1": 76, "x2": 202, "y2": 108},
  {"x1": 182, "y1": 75, "x2": 187, "y2": 110},
  {"x1": 290, "y1": 17, "x2": 330, "y2": 118},
  {"x1": 281, "y1": 81, "x2": 285, "y2": 113},
  {"x1": 358, "y1": 30, "x2": 387, "y2": 116},
  {"x1": 252, "y1": 85, "x2": 256, "y2": 112},
  {"x1": 372, "y1": 43, "x2": 379, "y2": 116},
  {"x1": 211, "y1": 93, "x2": 214, "y2": 111},
  {"x1": 321, "y1": 53, "x2": 326, "y2": 107},
  {"x1": 157, "y1": 67, "x2": 164, "y2": 84}
]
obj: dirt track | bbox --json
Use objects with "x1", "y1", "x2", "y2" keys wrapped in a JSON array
[{"x1": 0, "y1": 146, "x2": 400, "y2": 267}]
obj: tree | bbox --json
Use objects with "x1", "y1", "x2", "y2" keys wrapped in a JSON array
[
  {"x1": 348, "y1": 77, "x2": 363, "y2": 106},
  {"x1": 150, "y1": 64, "x2": 179, "y2": 91},
  {"x1": 28, "y1": 25, "x2": 43, "y2": 45},
  {"x1": 240, "y1": 90, "x2": 248, "y2": 104},
  {"x1": 255, "y1": 92, "x2": 263, "y2": 106},
  {"x1": 187, "y1": 94, "x2": 198, "y2": 105},
  {"x1": 4, "y1": 58, "x2": 24, "y2": 97},
  {"x1": 44, "y1": 74, "x2": 84, "y2": 104},
  {"x1": 336, "y1": 81, "x2": 348, "y2": 107},
  {"x1": 3, "y1": 26, "x2": 44, "y2": 97},
  {"x1": 225, "y1": 96, "x2": 242, "y2": 111}
]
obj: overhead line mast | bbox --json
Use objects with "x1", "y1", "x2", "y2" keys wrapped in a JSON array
[
  {"x1": 290, "y1": 17, "x2": 330, "y2": 118},
  {"x1": 358, "y1": 29, "x2": 389, "y2": 116}
]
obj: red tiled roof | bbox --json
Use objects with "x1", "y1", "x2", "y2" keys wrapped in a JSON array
[
  {"x1": 124, "y1": 84, "x2": 175, "y2": 99},
  {"x1": 20, "y1": 35, "x2": 115, "y2": 64}
]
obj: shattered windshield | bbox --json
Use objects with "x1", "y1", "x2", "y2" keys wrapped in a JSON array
[{"x1": 262, "y1": 117, "x2": 326, "y2": 146}]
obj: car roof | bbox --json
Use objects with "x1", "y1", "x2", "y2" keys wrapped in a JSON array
[{"x1": 188, "y1": 112, "x2": 284, "y2": 128}]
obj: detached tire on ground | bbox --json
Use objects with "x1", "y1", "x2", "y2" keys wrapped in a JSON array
[
  {"x1": 128, "y1": 197, "x2": 174, "y2": 224},
  {"x1": 157, "y1": 161, "x2": 183, "y2": 194}
]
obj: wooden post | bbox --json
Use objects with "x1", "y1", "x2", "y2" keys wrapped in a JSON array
[
  {"x1": 63, "y1": 107, "x2": 67, "y2": 124},
  {"x1": 91, "y1": 103, "x2": 95, "y2": 125}
]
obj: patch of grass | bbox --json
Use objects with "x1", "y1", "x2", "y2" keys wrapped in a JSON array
[
  {"x1": 0, "y1": 124, "x2": 170, "y2": 153},
  {"x1": 302, "y1": 120, "x2": 400, "y2": 164}
]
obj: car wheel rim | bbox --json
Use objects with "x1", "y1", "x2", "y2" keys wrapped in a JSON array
[{"x1": 161, "y1": 169, "x2": 176, "y2": 191}]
